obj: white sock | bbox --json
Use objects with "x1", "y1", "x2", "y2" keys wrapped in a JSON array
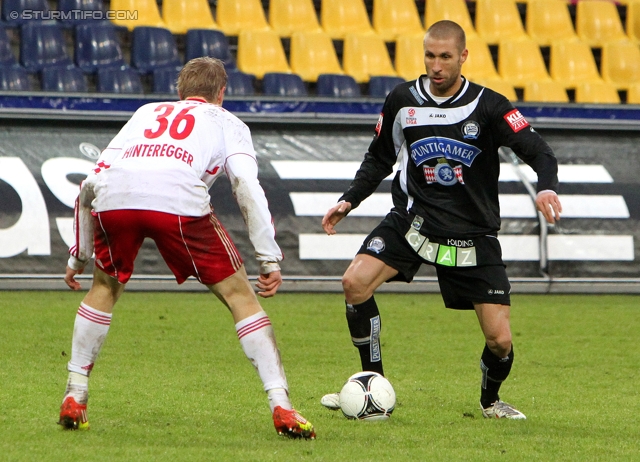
[
  {"x1": 236, "y1": 311, "x2": 291, "y2": 412},
  {"x1": 67, "y1": 302, "x2": 112, "y2": 376},
  {"x1": 64, "y1": 371, "x2": 89, "y2": 404}
]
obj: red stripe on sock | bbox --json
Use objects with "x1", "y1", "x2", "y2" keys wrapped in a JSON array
[
  {"x1": 77, "y1": 306, "x2": 111, "y2": 325},
  {"x1": 237, "y1": 316, "x2": 271, "y2": 339}
]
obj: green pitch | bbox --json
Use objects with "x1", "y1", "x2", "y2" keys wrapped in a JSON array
[{"x1": 0, "y1": 291, "x2": 638, "y2": 461}]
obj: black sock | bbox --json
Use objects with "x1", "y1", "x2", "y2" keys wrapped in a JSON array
[
  {"x1": 480, "y1": 344, "x2": 513, "y2": 408},
  {"x1": 345, "y1": 297, "x2": 383, "y2": 375}
]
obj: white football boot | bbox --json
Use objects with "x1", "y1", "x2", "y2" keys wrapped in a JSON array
[
  {"x1": 320, "y1": 393, "x2": 341, "y2": 410},
  {"x1": 481, "y1": 400, "x2": 527, "y2": 420}
]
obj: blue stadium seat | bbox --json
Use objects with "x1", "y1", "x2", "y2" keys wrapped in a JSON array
[
  {"x1": 131, "y1": 26, "x2": 181, "y2": 74},
  {"x1": 41, "y1": 66, "x2": 88, "y2": 92},
  {"x1": 2, "y1": 0, "x2": 50, "y2": 24},
  {"x1": 20, "y1": 23, "x2": 73, "y2": 72},
  {"x1": 0, "y1": 26, "x2": 18, "y2": 67},
  {"x1": 316, "y1": 73, "x2": 361, "y2": 97},
  {"x1": 185, "y1": 29, "x2": 237, "y2": 71},
  {"x1": 369, "y1": 76, "x2": 404, "y2": 98},
  {"x1": 97, "y1": 67, "x2": 144, "y2": 93},
  {"x1": 0, "y1": 66, "x2": 31, "y2": 90},
  {"x1": 58, "y1": 0, "x2": 107, "y2": 26},
  {"x1": 262, "y1": 72, "x2": 308, "y2": 96},
  {"x1": 226, "y1": 71, "x2": 255, "y2": 96},
  {"x1": 75, "y1": 23, "x2": 125, "y2": 73},
  {"x1": 152, "y1": 66, "x2": 182, "y2": 94}
]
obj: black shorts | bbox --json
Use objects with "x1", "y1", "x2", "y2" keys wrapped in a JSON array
[{"x1": 357, "y1": 212, "x2": 511, "y2": 310}]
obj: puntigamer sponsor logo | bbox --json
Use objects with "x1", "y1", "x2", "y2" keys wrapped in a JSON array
[{"x1": 410, "y1": 136, "x2": 482, "y2": 167}]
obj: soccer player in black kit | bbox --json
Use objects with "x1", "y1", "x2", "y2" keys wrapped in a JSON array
[{"x1": 320, "y1": 20, "x2": 563, "y2": 419}]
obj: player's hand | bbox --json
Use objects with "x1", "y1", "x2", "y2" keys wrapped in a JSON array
[
  {"x1": 256, "y1": 270, "x2": 282, "y2": 298},
  {"x1": 322, "y1": 201, "x2": 352, "y2": 235},
  {"x1": 536, "y1": 191, "x2": 562, "y2": 224},
  {"x1": 64, "y1": 265, "x2": 85, "y2": 291}
]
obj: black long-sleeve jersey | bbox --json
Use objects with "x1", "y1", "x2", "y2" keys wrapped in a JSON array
[{"x1": 340, "y1": 76, "x2": 559, "y2": 238}]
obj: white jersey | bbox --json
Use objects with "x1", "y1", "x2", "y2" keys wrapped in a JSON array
[{"x1": 70, "y1": 98, "x2": 283, "y2": 270}]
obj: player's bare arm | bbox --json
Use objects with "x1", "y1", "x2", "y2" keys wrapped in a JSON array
[
  {"x1": 536, "y1": 190, "x2": 562, "y2": 224},
  {"x1": 322, "y1": 201, "x2": 352, "y2": 235}
]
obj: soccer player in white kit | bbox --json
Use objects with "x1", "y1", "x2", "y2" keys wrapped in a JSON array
[{"x1": 58, "y1": 57, "x2": 315, "y2": 439}]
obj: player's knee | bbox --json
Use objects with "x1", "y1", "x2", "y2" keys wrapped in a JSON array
[
  {"x1": 342, "y1": 274, "x2": 371, "y2": 303},
  {"x1": 485, "y1": 334, "x2": 512, "y2": 357}
]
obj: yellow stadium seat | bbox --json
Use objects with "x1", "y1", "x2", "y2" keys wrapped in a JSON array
[
  {"x1": 343, "y1": 33, "x2": 396, "y2": 83},
  {"x1": 269, "y1": 0, "x2": 322, "y2": 37},
  {"x1": 526, "y1": 0, "x2": 578, "y2": 46},
  {"x1": 395, "y1": 33, "x2": 425, "y2": 81},
  {"x1": 576, "y1": 0, "x2": 627, "y2": 47},
  {"x1": 550, "y1": 39, "x2": 604, "y2": 89},
  {"x1": 162, "y1": 0, "x2": 217, "y2": 35},
  {"x1": 473, "y1": 78, "x2": 518, "y2": 101},
  {"x1": 216, "y1": 0, "x2": 270, "y2": 36},
  {"x1": 321, "y1": 0, "x2": 374, "y2": 39},
  {"x1": 373, "y1": 0, "x2": 424, "y2": 42},
  {"x1": 498, "y1": 37, "x2": 552, "y2": 87},
  {"x1": 464, "y1": 36, "x2": 500, "y2": 81},
  {"x1": 627, "y1": 83, "x2": 640, "y2": 103},
  {"x1": 601, "y1": 40, "x2": 640, "y2": 90},
  {"x1": 575, "y1": 81, "x2": 621, "y2": 104},
  {"x1": 290, "y1": 31, "x2": 343, "y2": 82},
  {"x1": 627, "y1": 1, "x2": 640, "y2": 43},
  {"x1": 424, "y1": 0, "x2": 477, "y2": 38},
  {"x1": 109, "y1": 0, "x2": 166, "y2": 31},
  {"x1": 523, "y1": 81, "x2": 569, "y2": 103},
  {"x1": 475, "y1": 0, "x2": 528, "y2": 45},
  {"x1": 237, "y1": 30, "x2": 290, "y2": 79}
]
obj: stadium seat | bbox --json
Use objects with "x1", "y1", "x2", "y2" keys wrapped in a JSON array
[
  {"x1": 237, "y1": 29, "x2": 290, "y2": 79},
  {"x1": 317, "y1": 73, "x2": 361, "y2": 97},
  {"x1": 627, "y1": 1, "x2": 640, "y2": 43},
  {"x1": 75, "y1": 23, "x2": 126, "y2": 73},
  {"x1": 2, "y1": 0, "x2": 50, "y2": 24},
  {"x1": 269, "y1": 0, "x2": 322, "y2": 37},
  {"x1": 262, "y1": 72, "x2": 308, "y2": 96},
  {"x1": 626, "y1": 83, "x2": 640, "y2": 104},
  {"x1": 130, "y1": 26, "x2": 181, "y2": 74},
  {"x1": 97, "y1": 67, "x2": 144, "y2": 93},
  {"x1": 523, "y1": 81, "x2": 569, "y2": 103},
  {"x1": 498, "y1": 37, "x2": 552, "y2": 87},
  {"x1": 342, "y1": 33, "x2": 397, "y2": 83},
  {"x1": 394, "y1": 33, "x2": 425, "y2": 81},
  {"x1": 152, "y1": 66, "x2": 182, "y2": 94},
  {"x1": 225, "y1": 70, "x2": 256, "y2": 96},
  {"x1": 290, "y1": 31, "x2": 343, "y2": 82},
  {"x1": 0, "y1": 26, "x2": 18, "y2": 67},
  {"x1": 58, "y1": 0, "x2": 106, "y2": 26},
  {"x1": 464, "y1": 36, "x2": 500, "y2": 81},
  {"x1": 473, "y1": 78, "x2": 518, "y2": 102},
  {"x1": 185, "y1": 29, "x2": 237, "y2": 71},
  {"x1": 601, "y1": 41, "x2": 640, "y2": 90},
  {"x1": 475, "y1": 0, "x2": 528, "y2": 45},
  {"x1": 320, "y1": 0, "x2": 374, "y2": 39},
  {"x1": 424, "y1": 0, "x2": 477, "y2": 38},
  {"x1": 526, "y1": 0, "x2": 578, "y2": 46},
  {"x1": 575, "y1": 0, "x2": 627, "y2": 47},
  {"x1": 109, "y1": 0, "x2": 166, "y2": 31},
  {"x1": 162, "y1": 0, "x2": 217, "y2": 35},
  {"x1": 41, "y1": 66, "x2": 88, "y2": 92},
  {"x1": 20, "y1": 23, "x2": 73, "y2": 73},
  {"x1": 216, "y1": 0, "x2": 271, "y2": 36},
  {"x1": 0, "y1": 66, "x2": 31, "y2": 90},
  {"x1": 369, "y1": 75, "x2": 405, "y2": 97},
  {"x1": 550, "y1": 39, "x2": 604, "y2": 89},
  {"x1": 373, "y1": 0, "x2": 424, "y2": 42},
  {"x1": 574, "y1": 81, "x2": 621, "y2": 104}
]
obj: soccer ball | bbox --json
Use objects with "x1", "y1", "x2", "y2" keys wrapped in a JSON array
[{"x1": 339, "y1": 371, "x2": 396, "y2": 420}]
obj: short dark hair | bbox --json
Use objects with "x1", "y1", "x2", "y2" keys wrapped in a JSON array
[
  {"x1": 177, "y1": 57, "x2": 227, "y2": 102},
  {"x1": 425, "y1": 20, "x2": 466, "y2": 53}
]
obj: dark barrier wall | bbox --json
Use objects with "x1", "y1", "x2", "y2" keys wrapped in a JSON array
[{"x1": 0, "y1": 120, "x2": 638, "y2": 280}]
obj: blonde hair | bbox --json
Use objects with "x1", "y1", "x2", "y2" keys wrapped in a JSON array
[{"x1": 177, "y1": 57, "x2": 227, "y2": 102}]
